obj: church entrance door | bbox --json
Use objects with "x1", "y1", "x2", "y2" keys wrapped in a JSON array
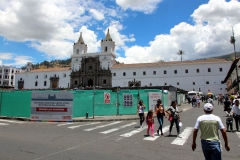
[{"x1": 88, "y1": 79, "x2": 93, "y2": 87}]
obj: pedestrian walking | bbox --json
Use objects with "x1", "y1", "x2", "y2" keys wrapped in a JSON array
[
  {"x1": 196, "y1": 96, "x2": 201, "y2": 108},
  {"x1": 137, "y1": 100, "x2": 145, "y2": 128},
  {"x1": 191, "y1": 103, "x2": 230, "y2": 160},
  {"x1": 166, "y1": 101, "x2": 181, "y2": 138},
  {"x1": 207, "y1": 97, "x2": 214, "y2": 106},
  {"x1": 146, "y1": 109, "x2": 155, "y2": 137},
  {"x1": 192, "y1": 96, "x2": 197, "y2": 107},
  {"x1": 231, "y1": 99, "x2": 240, "y2": 132},
  {"x1": 155, "y1": 99, "x2": 166, "y2": 136},
  {"x1": 223, "y1": 97, "x2": 231, "y2": 111},
  {"x1": 226, "y1": 108, "x2": 233, "y2": 132}
]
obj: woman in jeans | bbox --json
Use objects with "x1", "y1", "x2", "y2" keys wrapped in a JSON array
[
  {"x1": 155, "y1": 99, "x2": 166, "y2": 136},
  {"x1": 166, "y1": 101, "x2": 181, "y2": 138},
  {"x1": 137, "y1": 100, "x2": 145, "y2": 127}
]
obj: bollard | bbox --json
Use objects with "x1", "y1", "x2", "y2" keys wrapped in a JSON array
[{"x1": 86, "y1": 112, "x2": 88, "y2": 119}]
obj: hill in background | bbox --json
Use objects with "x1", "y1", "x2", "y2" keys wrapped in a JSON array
[{"x1": 21, "y1": 51, "x2": 240, "y2": 70}]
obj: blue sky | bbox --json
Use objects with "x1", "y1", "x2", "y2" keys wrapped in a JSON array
[{"x1": 0, "y1": 0, "x2": 240, "y2": 67}]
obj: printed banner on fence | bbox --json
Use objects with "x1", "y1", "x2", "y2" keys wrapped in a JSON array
[
  {"x1": 123, "y1": 93, "x2": 133, "y2": 107},
  {"x1": 104, "y1": 92, "x2": 110, "y2": 104},
  {"x1": 31, "y1": 92, "x2": 73, "y2": 121},
  {"x1": 148, "y1": 92, "x2": 162, "y2": 110}
]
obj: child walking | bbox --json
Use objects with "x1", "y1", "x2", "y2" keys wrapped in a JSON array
[
  {"x1": 226, "y1": 108, "x2": 233, "y2": 132},
  {"x1": 146, "y1": 110, "x2": 155, "y2": 137}
]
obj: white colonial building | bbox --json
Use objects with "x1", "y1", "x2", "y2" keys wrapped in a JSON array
[
  {"x1": 0, "y1": 65, "x2": 22, "y2": 88},
  {"x1": 15, "y1": 65, "x2": 71, "y2": 89},
  {"x1": 14, "y1": 29, "x2": 232, "y2": 94},
  {"x1": 111, "y1": 59, "x2": 231, "y2": 95}
]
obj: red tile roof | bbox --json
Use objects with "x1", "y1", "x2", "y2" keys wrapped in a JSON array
[
  {"x1": 112, "y1": 59, "x2": 230, "y2": 68},
  {"x1": 18, "y1": 68, "x2": 71, "y2": 73}
]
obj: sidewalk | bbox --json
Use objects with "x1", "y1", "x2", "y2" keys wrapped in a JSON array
[{"x1": 0, "y1": 103, "x2": 192, "y2": 122}]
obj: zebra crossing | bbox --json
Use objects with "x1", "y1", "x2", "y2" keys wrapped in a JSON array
[
  {"x1": 55, "y1": 121, "x2": 206, "y2": 146},
  {"x1": 0, "y1": 119, "x2": 25, "y2": 125}
]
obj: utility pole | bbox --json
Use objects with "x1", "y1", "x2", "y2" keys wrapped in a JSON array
[{"x1": 230, "y1": 27, "x2": 239, "y2": 93}]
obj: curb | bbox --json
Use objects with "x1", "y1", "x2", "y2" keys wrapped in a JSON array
[
  {"x1": 0, "y1": 116, "x2": 139, "y2": 122},
  {"x1": 0, "y1": 116, "x2": 30, "y2": 121}
]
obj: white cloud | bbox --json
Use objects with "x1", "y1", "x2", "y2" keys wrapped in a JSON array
[
  {"x1": 0, "y1": 0, "x2": 125, "y2": 61},
  {"x1": 116, "y1": 0, "x2": 163, "y2": 14},
  {"x1": 117, "y1": 0, "x2": 240, "y2": 64},
  {"x1": 0, "y1": 53, "x2": 13, "y2": 60},
  {"x1": 89, "y1": 9, "x2": 104, "y2": 20},
  {"x1": 13, "y1": 56, "x2": 35, "y2": 67},
  {"x1": 0, "y1": 53, "x2": 34, "y2": 67}
]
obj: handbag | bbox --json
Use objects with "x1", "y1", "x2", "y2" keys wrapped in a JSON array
[
  {"x1": 168, "y1": 115, "x2": 173, "y2": 121},
  {"x1": 179, "y1": 122, "x2": 183, "y2": 127}
]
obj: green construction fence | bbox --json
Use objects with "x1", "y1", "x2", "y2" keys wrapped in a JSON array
[{"x1": 0, "y1": 89, "x2": 185, "y2": 118}]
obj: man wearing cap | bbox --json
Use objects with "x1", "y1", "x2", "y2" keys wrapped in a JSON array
[
  {"x1": 192, "y1": 103, "x2": 230, "y2": 159},
  {"x1": 231, "y1": 99, "x2": 240, "y2": 131}
]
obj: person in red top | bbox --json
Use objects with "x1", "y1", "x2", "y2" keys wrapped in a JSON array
[{"x1": 146, "y1": 109, "x2": 155, "y2": 137}]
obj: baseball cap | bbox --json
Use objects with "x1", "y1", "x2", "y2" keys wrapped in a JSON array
[
  {"x1": 157, "y1": 99, "x2": 161, "y2": 102},
  {"x1": 204, "y1": 103, "x2": 213, "y2": 111}
]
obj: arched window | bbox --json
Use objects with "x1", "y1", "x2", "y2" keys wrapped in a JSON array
[
  {"x1": 44, "y1": 81, "x2": 47, "y2": 86},
  {"x1": 35, "y1": 81, "x2": 38, "y2": 86},
  {"x1": 76, "y1": 49, "x2": 79, "y2": 54},
  {"x1": 105, "y1": 46, "x2": 107, "y2": 52}
]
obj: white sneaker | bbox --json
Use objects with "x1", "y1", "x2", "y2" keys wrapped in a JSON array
[
  {"x1": 169, "y1": 132, "x2": 172, "y2": 136},
  {"x1": 177, "y1": 134, "x2": 182, "y2": 138}
]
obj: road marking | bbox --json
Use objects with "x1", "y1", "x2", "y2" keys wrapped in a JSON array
[
  {"x1": 0, "y1": 119, "x2": 24, "y2": 124},
  {"x1": 100, "y1": 122, "x2": 137, "y2": 134},
  {"x1": 236, "y1": 132, "x2": 240, "y2": 139},
  {"x1": 120, "y1": 125, "x2": 147, "y2": 137},
  {"x1": 0, "y1": 123, "x2": 9, "y2": 125},
  {"x1": 68, "y1": 122, "x2": 101, "y2": 129},
  {"x1": 143, "y1": 125, "x2": 170, "y2": 141},
  {"x1": 84, "y1": 121, "x2": 122, "y2": 131},
  {"x1": 57, "y1": 123, "x2": 73, "y2": 126},
  {"x1": 171, "y1": 127, "x2": 193, "y2": 145}
]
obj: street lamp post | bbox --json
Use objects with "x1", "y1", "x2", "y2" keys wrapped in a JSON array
[{"x1": 230, "y1": 27, "x2": 239, "y2": 93}]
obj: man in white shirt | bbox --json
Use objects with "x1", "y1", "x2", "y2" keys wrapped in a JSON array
[
  {"x1": 231, "y1": 99, "x2": 240, "y2": 131},
  {"x1": 192, "y1": 103, "x2": 230, "y2": 159}
]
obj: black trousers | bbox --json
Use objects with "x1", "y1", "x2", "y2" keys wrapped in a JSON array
[
  {"x1": 234, "y1": 116, "x2": 240, "y2": 130},
  {"x1": 226, "y1": 120, "x2": 233, "y2": 130},
  {"x1": 138, "y1": 113, "x2": 145, "y2": 126}
]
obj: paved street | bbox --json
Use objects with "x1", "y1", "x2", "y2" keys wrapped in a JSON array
[{"x1": 0, "y1": 102, "x2": 240, "y2": 160}]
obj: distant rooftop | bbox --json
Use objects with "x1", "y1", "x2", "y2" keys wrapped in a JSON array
[{"x1": 112, "y1": 59, "x2": 230, "y2": 69}]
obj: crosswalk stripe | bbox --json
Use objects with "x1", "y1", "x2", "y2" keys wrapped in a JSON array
[
  {"x1": 84, "y1": 121, "x2": 122, "y2": 131},
  {"x1": 100, "y1": 122, "x2": 137, "y2": 134},
  {"x1": 120, "y1": 125, "x2": 147, "y2": 137},
  {"x1": 57, "y1": 123, "x2": 73, "y2": 126},
  {"x1": 143, "y1": 125, "x2": 170, "y2": 141},
  {"x1": 236, "y1": 132, "x2": 240, "y2": 139},
  {"x1": 0, "y1": 119, "x2": 24, "y2": 124},
  {"x1": 171, "y1": 127, "x2": 194, "y2": 145},
  {"x1": 68, "y1": 122, "x2": 101, "y2": 129},
  {"x1": 0, "y1": 123, "x2": 9, "y2": 125}
]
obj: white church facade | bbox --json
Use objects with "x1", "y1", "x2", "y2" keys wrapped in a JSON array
[{"x1": 14, "y1": 30, "x2": 232, "y2": 94}]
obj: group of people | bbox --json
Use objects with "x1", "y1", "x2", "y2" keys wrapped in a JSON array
[
  {"x1": 137, "y1": 97, "x2": 232, "y2": 160},
  {"x1": 137, "y1": 99, "x2": 181, "y2": 138},
  {"x1": 223, "y1": 96, "x2": 240, "y2": 132}
]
